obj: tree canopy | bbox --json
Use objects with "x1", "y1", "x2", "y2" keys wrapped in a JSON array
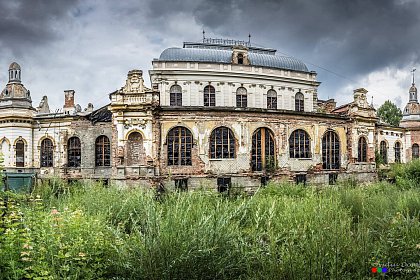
[{"x1": 377, "y1": 100, "x2": 403, "y2": 126}]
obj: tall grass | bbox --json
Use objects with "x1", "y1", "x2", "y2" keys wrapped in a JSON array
[{"x1": 0, "y1": 177, "x2": 419, "y2": 279}]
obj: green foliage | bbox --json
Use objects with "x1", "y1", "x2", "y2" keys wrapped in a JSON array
[
  {"x1": 388, "y1": 159, "x2": 420, "y2": 189},
  {"x1": 377, "y1": 100, "x2": 403, "y2": 126},
  {"x1": 0, "y1": 179, "x2": 419, "y2": 279}
]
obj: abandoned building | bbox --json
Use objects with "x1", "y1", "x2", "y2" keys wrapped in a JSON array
[{"x1": 1, "y1": 38, "x2": 419, "y2": 191}]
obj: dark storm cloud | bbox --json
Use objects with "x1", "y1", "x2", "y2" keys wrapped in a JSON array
[
  {"x1": 0, "y1": 0, "x2": 79, "y2": 56},
  {"x1": 145, "y1": 0, "x2": 420, "y2": 80}
]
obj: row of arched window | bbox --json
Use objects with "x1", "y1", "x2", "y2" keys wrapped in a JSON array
[
  {"x1": 379, "y1": 141, "x2": 419, "y2": 163},
  {"x1": 169, "y1": 85, "x2": 305, "y2": 111},
  {"x1": 166, "y1": 126, "x2": 341, "y2": 171},
  {"x1": 15, "y1": 136, "x2": 111, "y2": 168}
]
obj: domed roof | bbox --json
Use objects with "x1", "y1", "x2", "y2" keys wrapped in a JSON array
[
  {"x1": 158, "y1": 47, "x2": 309, "y2": 73},
  {"x1": 9, "y1": 62, "x2": 21, "y2": 70}
]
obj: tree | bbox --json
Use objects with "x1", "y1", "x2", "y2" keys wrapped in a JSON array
[{"x1": 377, "y1": 100, "x2": 403, "y2": 126}]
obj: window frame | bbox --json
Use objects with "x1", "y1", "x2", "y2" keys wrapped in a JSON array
[
  {"x1": 267, "y1": 89, "x2": 277, "y2": 109},
  {"x1": 295, "y1": 92, "x2": 304, "y2": 112},
  {"x1": 169, "y1": 85, "x2": 182, "y2": 106},
  {"x1": 210, "y1": 127, "x2": 236, "y2": 159},
  {"x1": 95, "y1": 135, "x2": 111, "y2": 167},
  {"x1": 204, "y1": 85, "x2": 216, "y2": 107},
  {"x1": 251, "y1": 127, "x2": 276, "y2": 171},
  {"x1": 289, "y1": 129, "x2": 311, "y2": 159},
  {"x1": 322, "y1": 130, "x2": 340, "y2": 170},
  {"x1": 67, "y1": 137, "x2": 81, "y2": 168},
  {"x1": 379, "y1": 141, "x2": 388, "y2": 164},
  {"x1": 394, "y1": 141, "x2": 401, "y2": 163},
  {"x1": 357, "y1": 137, "x2": 368, "y2": 162},
  {"x1": 236, "y1": 87, "x2": 247, "y2": 108},
  {"x1": 167, "y1": 126, "x2": 193, "y2": 166},
  {"x1": 40, "y1": 138, "x2": 54, "y2": 167},
  {"x1": 413, "y1": 143, "x2": 419, "y2": 159},
  {"x1": 15, "y1": 139, "x2": 25, "y2": 167}
]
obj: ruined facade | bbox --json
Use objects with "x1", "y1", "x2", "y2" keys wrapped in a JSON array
[{"x1": 1, "y1": 38, "x2": 419, "y2": 191}]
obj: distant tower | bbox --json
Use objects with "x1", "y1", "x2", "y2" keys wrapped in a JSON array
[
  {"x1": 8, "y1": 62, "x2": 21, "y2": 83},
  {"x1": 0, "y1": 62, "x2": 33, "y2": 109},
  {"x1": 409, "y1": 68, "x2": 418, "y2": 103}
]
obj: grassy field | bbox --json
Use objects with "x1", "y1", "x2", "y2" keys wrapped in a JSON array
[{"x1": 1, "y1": 162, "x2": 420, "y2": 279}]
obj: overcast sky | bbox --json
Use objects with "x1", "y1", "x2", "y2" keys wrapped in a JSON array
[{"x1": 1, "y1": 0, "x2": 419, "y2": 111}]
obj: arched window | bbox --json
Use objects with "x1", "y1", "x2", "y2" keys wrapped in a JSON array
[
  {"x1": 40, "y1": 138, "x2": 53, "y2": 167},
  {"x1": 167, "y1": 126, "x2": 193, "y2": 166},
  {"x1": 236, "y1": 87, "x2": 247, "y2": 108},
  {"x1": 95, "y1": 135, "x2": 110, "y2": 167},
  {"x1": 210, "y1": 127, "x2": 235, "y2": 159},
  {"x1": 357, "y1": 137, "x2": 367, "y2": 162},
  {"x1": 15, "y1": 139, "x2": 24, "y2": 167},
  {"x1": 380, "y1": 141, "x2": 388, "y2": 164},
  {"x1": 322, "y1": 130, "x2": 340, "y2": 169},
  {"x1": 295, "y1": 92, "x2": 304, "y2": 112},
  {"x1": 413, "y1": 144, "x2": 419, "y2": 159},
  {"x1": 289, "y1": 129, "x2": 311, "y2": 158},
  {"x1": 237, "y1": 53, "x2": 244, "y2": 65},
  {"x1": 170, "y1": 85, "x2": 182, "y2": 106},
  {"x1": 126, "y1": 132, "x2": 144, "y2": 165},
  {"x1": 267, "y1": 89, "x2": 277, "y2": 109},
  {"x1": 204, "y1": 85, "x2": 215, "y2": 107},
  {"x1": 67, "y1": 137, "x2": 81, "y2": 168},
  {"x1": 394, "y1": 142, "x2": 401, "y2": 163},
  {"x1": 252, "y1": 128, "x2": 275, "y2": 171}
]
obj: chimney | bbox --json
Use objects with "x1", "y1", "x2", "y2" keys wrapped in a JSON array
[{"x1": 63, "y1": 90, "x2": 75, "y2": 112}]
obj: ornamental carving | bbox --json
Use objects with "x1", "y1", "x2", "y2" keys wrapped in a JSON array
[{"x1": 124, "y1": 118, "x2": 147, "y2": 129}]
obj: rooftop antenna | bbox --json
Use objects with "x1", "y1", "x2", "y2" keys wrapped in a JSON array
[
  {"x1": 248, "y1": 33, "x2": 251, "y2": 44},
  {"x1": 202, "y1": 30, "x2": 205, "y2": 42},
  {"x1": 412, "y1": 68, "x2": 416, "y2": 84}
]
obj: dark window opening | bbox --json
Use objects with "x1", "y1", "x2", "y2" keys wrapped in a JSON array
[
  {"x1": 16, "y1": 140, "x2": 24, "y2": 167},
  {"x1": 329, "y1": 173, "x2": 338, "y2": 185},
  {"x1": 289, "y1": 129, "x2": 311, "y2": 158},
  {"x1": 380, "y1": 141, "x2": 388, "y2": 164},
  {"x1": 210, "y1": 127, "x2": 235, "y2": 159},
  {"x1": 236, "y1": 87, "x2": 247, "y2": 108},
  {"x1": 217, "y1": 177, "x2": 231, "y2": 193},
  {"x1": 251, "y1": 128, "x2": 276, "y2": 171},
  {"x1": 237, "y1": 53, "x2": 244, "y2": 64},
  {"x1": 322, "y1": 130, "x2": 340, "y2": 169},
  {"x1": 41, "y1": 138, "x2": 54, "y2": 167},
  {"x1": 394, "y1": 142, "x2": 401, "y2": 163},
  {"x1": 261, "y1": 176, "x2": 269, "y2": 186},
  {"x1": 295, "y1": 92, "x2": 304, "y2": 112},
  {"x1": 413, "y1": 144, "x2": 419, "y2": 159},
  {"x1": 167, "y1": 127, "x2": 193, "y2": 166},
  {"x1": 204, "y1": 85, "x2": 216, "y2": 107},
  {"x1": 95, "y1": 135, "x2": 111, "y2": 167},
  {"x1": 170, "y1": 85, "x2": 182, "y2": 106},
  {"x1": 175, "y1": 178, "x2": 188, "y2": 191},
  {"x1": 67, "y1": 137, "x2": 81, "y2": 168},
  {"x1": 126, "y1": 132, "x2": 144, "y2": 166},
  {"x1": 295, "y1": 174, "x2": 307, "y2": 186},
  {"x1": 267, "y1": 89, "x2": 277, "y2": 109},
  {"x1": 357, "y1": 137, "x2": 367, "y2": 162}
]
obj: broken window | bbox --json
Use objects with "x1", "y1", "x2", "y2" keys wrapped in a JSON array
[
  {"x1": 357, "y1": 137, "x2": 367, "y2": 162},
  {"x1": 295, "y1": 92, "x2": 304, "y2": 112},
  {"x1": 170, "y1": 85, "x2": 182, "y2": 106},
  {"x1": 126, "y1": 132, "x2": 143, "y2": 166},
  {"x1": 15, "y1": 139, "x2": 24, "y2": 167},
  {"x1": 413, "y1": 143, "x2": 419, "y2": 159},
  {"x1": 394, "y1": 142, "x2": 401, "y2": 163},
  {"x1": 295, "y1": 174, "x2": 307, "y2": 185},
  {"x1": 67, "y1": 137, "x2": 81, "y2": 168},
  {"x1": 267, "y1": 89, "x2": 277, "y2": 109},
  {"x1": 236, "y1": 87, "x2": 247, "y2": 108},
  {"x1": 174, "y1": 178, "x2": 188, "y2": 191},
  {"x1": 40, "y1": 138, "x2": 53, "y2": 167},
  {"x1": 322, "y1": 130, "x2": 340, "y2": 169},
  {"x1": 251, "y1": 127, "x2": 276, "y2": 171},
  {"x1": 167, "y1": 126, "x2": 192, "y2": 166},
  {"x1": 289, "y1": 129, "x2": 311, "y2": 158},
  {"x1": 204, "y1": 85, "x2": 215, "y2": 107},
  {"x1": 95, "y1": 135, "x2": 111, "y2": 167},
  {"x1": 380, "y1": 141, "x2": 388, "y2": 164},
  {"x1": 210, "y1": 127, "x2": 235, "y2": 159},
  {"x1": 217, "y1": 177, "x2": 231, "y2": 193}
]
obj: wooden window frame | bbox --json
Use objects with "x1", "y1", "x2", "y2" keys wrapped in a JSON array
[
  {"x1": 251, "y1": 128, "x2": 276, "y2": 171},
  {"x1": 95, "y1": 135, "x2": 111, "y2": 167},
  {"x1": 380, "y1": 141, "x2": 388, "y2": 164},
  {"x1": 413, "y1": 143, "x2": 419, "y2": 159},
  {"x1": 322, "y1": 130, "x2": 340, "y2": 170},
  {"x1": 289, "y1": 129, "x2": 311, "y2": 159},
  {"x1": 167, "y1": 127, "x2": 193, "y2": 166},
  {"x1": 357, "y1": 137, "x2": 367, "y2": 162},
  {"x1": 170, "y1": 85, "x2": 182, "y2": 106},
  {"x1": 267, "y1": 89, "x2": 277, "y2": 109},
  {"x1": 204, "y1": 85, "x2": 216, "y2": 107},
  {"x1": 394, "y1": 142, "x2": 401, "y2": 163},
  {"x1": 40, "y1": 138, "x2": 54, "y2": 167},
  {"x1": 236, "y1": 87, "x2": 247, "y2": 108},
  {"x1": 295, "y1": 92, "x2": 304, "y2": 112},
  {"x1": 210, "y1": 127, "x2": 235, "y2": 159},
  {"x1": 15, "y1": 140, "x2": 24, "y2": 167},
  {"x1": 67, "y1": 137, "x2": 81, "y2": 168}
]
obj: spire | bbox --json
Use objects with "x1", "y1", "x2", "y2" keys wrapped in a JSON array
[
  {"x1": 409, "y1": 68, "x2": 418, "y2": 103},
  {"x1": 412, "y1": 68, "x2": 416, "y2": 85}
]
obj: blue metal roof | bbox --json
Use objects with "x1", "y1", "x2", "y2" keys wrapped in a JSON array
[{"x1": 158, "y1": 47, "x2": 309, "y2": 72}]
